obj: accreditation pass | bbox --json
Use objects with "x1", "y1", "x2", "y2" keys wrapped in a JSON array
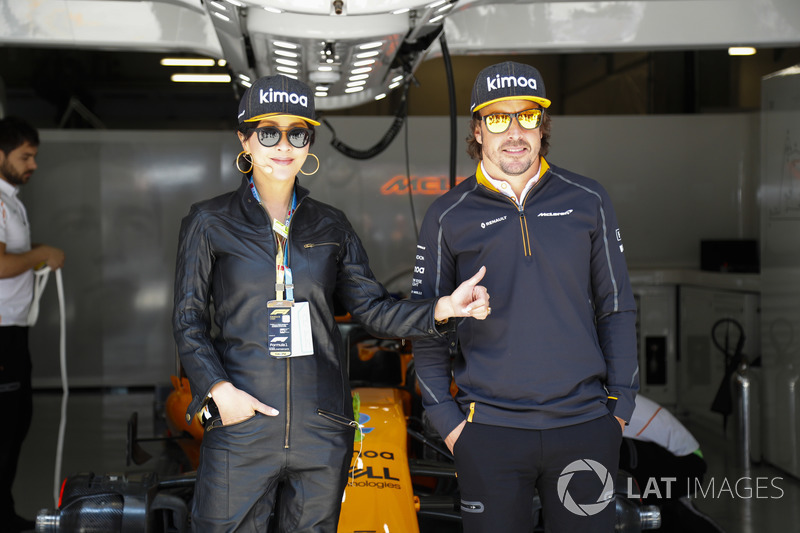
[{"x1": 267, "y1": 300, "x2": 314, "y2": 358}]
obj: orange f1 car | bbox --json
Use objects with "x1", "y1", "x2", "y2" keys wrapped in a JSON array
[{"x1": 36, "y1": 325, "x2": 660, "y2": 532}]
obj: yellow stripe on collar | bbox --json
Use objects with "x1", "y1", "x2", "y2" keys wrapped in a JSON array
[{"x1": 475, "y1": 158, "x2": 549, "y2": 192}]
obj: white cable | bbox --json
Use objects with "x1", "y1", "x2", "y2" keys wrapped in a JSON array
[
  {"x1": 31, "y1": 267, "x2": 68, "y2": 506},
  {"x1": 53, "y1": 268, "x2": 67, "y2": 507}
]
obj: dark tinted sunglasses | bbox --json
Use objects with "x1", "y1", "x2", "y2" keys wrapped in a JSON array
[{"x1": 254, "y1": 126, "x2": 312, "y2": 148}]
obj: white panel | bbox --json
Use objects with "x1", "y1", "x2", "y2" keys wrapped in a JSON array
[
  {"x1": 759, "y1": 64, "x2": 800, "y2": 477},
  {"x1": 0, "y1": 0, "x2": 223, "y2": 57},
  {"x1": 444, "y1": 0, "x2": 800, "y2": 53}
]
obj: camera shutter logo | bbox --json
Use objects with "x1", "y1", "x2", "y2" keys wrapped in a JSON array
[{"x1": 557, "y1": 459, "x2": 614, "y2": 516}]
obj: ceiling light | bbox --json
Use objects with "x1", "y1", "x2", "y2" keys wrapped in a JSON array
[
  {"x1": 354, "y1": 59, "x2": 376, "y2": 67},
  {"x1": 276, "y1": 58, "x2": 298, "y2": 66},
  {"x1": 345, "y1": 86, "x2": 365, "y2": 93},
  {"x1": 392, "y1": 75, "x2": 404, "y2": 83},
  {"x1": 276, "y1": 66, "x2": 299, "y2": 74},
  {"x1": 318, "y1": 66, "x2": 333, "y2": 72},
  {"x1": 209, "y1": 1, "x2": 227, "y2": 11},
  {"x1": 351, "y1": 67, "x2": 373, "y2": 74},
  {"x1": 315, "y1": 92, "x2": 328, "y2": 97},
  {"x1": 264, "y1": 6, "x2": 283, "y2": 13},
  {"x1": 316, "y1": 86, "x2": 329, "y2": 91},
  {"x1": 171, "y1": 74, "x2": 232, "y2": 83},
  {"x1": 218, "y1": 59, "x2": 227, "y2": 67},
  {"x1": 212, "y1": 11, "x2": 231, "y2": 22},
  {"x1": 359, "y1": 41, "x2": 383, "y2": 50},
  {"x1": 238, "y1": 73, "x2": 251, "y2": 82},
  {"x1": 225, "y1": 0, "x2": 245, "y2": 6},
  {"x1": 349, "y1": 74, "x2": 369, "y2": 81},
  {"x1": 274, "y1": 50, "x2": 298, "y2": 58},
  {"x1": 273, "y1": 40, "x2": 298, "y2": 49},
  {"x1": 389, "y1": 81, "x2": 401, "y2": 89},
  {"x1": 729, "y1": 47, "x2": 756, "y2": 56},
  {"x1": 375, "y1": 93, "x2": 387, "y2": 100},
  {"x1": 437, "y1": 3, "x2": 454, "y2": 12},
  {"x1": 160, "y1": 58, "x2": 216, "y2": 67},
  {"x1": 427, "y1": 0, "x2": 447, "y2": 7},
  {"x1": 356, "y1": 51, "x2": 380, "y2": 59},
  {"x1": 347, "y1": 80, "x2": 367, "y2": 87},
  {"x1": 429, "y1": 14, "x2": 444, "y2": 23}
]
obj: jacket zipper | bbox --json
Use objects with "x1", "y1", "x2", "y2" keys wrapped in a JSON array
[
  {"x1": 303, "y1": 242, "x2": 340, "y2": 248},
  {"x1": 316, "y1": 408, "x2": 359, "y2": 429}
]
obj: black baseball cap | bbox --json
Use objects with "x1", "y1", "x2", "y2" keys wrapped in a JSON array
[
  {"x1": 237, "y1": 75, "x2": 320, "y2": 126},
  {"x1": 470, "y1": 61, "x2": 551, "y2": 114}
]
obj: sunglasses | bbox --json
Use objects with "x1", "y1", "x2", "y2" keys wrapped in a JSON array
[
  {"x1": 254, "y1": 126, "x2": 312, "y2": 149},
  {"x1": 481, "y1": 109, "x2": 543, "y2": 134}
]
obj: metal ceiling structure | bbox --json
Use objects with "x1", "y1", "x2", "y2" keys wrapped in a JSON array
[{"x1": 0, "y1": 0, "x2": 799, "y2": 111}]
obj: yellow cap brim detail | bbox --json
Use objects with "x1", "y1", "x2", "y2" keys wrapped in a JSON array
[
  {"x1": 472, "y1": 95, "x2": 551, "y2": 113},
  {"x1": 244, "y1": 113, "x2": 321, "y2": 127}
]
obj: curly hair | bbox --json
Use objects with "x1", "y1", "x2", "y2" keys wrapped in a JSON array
[{"x1": 466, "y1": 111, "x2": 551, "y2": 161}]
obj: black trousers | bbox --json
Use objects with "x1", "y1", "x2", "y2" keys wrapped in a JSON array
[
  {"x1": 453, "y1": 415, "x2": 623, "y2": 533},
  {"x1": 0, "y1": 326, "x2": 33, "y2": 521}
]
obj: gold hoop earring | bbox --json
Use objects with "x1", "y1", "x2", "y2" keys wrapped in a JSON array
[
  {"x1": 300, "y1": 153, "x2": 320, "y2": 176},
  {"x1": 236, "y1": 151, "x2": 253, "y2": 174}
]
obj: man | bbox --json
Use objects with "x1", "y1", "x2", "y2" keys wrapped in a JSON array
[
  {"x1": 411, "y1": 62, "x2": 639, "y2": 532},
  {"x1": 0, "y1": 116, "x2": 65, "y2": 532},
  {"x1": 621, "y1": 395, "x2": 724, "y2": 533}
]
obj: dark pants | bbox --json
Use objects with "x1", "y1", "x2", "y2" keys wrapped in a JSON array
[
  {"x1": 192, "y1": 411, "x2": 355, "y2": 532},
  {"x1": 453, "y1": 415, "x2": 623, "y2": 533},
  {"x1": 0, "y1": 326, "x2": 33, "y2": 522},
  {"x1": 619, "y1": 438, "x2": 707, "y2": 502}
]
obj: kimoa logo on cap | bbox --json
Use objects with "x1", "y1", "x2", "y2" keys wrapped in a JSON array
[
  {"x1": 486, "y1": 73, "x2": 538, "y2": 93},
  {"x1": 259, "y1": 88, "x2": 309, "y2": 107}
]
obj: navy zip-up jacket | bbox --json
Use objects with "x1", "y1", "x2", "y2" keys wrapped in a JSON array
[{"x1": 411, "y1": 159, "x2": 639, "y2": 441}]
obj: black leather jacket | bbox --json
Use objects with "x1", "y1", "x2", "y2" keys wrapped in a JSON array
[{"x1": 173, "y1": 176, "x2": 440, "y2": 440}]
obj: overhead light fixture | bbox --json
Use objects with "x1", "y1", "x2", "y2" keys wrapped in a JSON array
[
  {"x1": 276, "y1": 58, "x2": 298, "y2": 66},
  {"x1": 347, "y1": 80, "x2": 367, "y2": 87},
  {"x1": 225, "y1": 0, "x2": 245, "y2": 6},
  {"x1": 171, "y1": 74, "x2": 232, "y2": 83},
  {"x1": 351, "y1": 67, "x2": 373, "y2": 74},
  {"x1": 354, "y1": 59, "x2": 376, "y2": 67},
  {"x1": 274, "y1": 50, "x2": 298, "y2": 58},
  {"x1": 345, "y1": 86, "x2": 365, "y2": 93},
  {"x1": 359, "y1": 41, "x2": 383, "y2": 50},
  {"x1": 273, "y1": 40, "x2": 298, "y2": 49},
  {"x1": 375, "y1": 93, "x2": 387, "y2": 100},
  {"x1": 161, "y1": 58, "x2": 216, "y2": 67},
  {"x1": 429, "y1": 14, "x2": 444, "y2": 23},
  {"x1": 276, "y1": 66, "x2": 299, "y2": 74},
  {"x1": 264, "y1": 6, "x2": 283, "y2": 13},
  {"x1": 217, "y1": 59, "x2": 227, "y2": 67},
  {"x1": 729, "y1": 47, "x2": 756, "y2": 56},
  {"x1": 212, "y1": 11, "x2": 231, "y2": 22},
  {"x1": 349, "y1": 75, "x2": 369, "y2": 81},
  {"x1": 209, "y1": 1, "x2": 227, "y2": 11},
  {"x1": 356, "y1": 51, "x2": 380, "y2": 59},
  {"x1": 239, "y1": 74, "x2": 251, "y2": 82}
]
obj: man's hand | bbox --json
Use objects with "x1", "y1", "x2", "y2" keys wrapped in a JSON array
[
  {"x1": 435, "y1": 266, "x2": 491, "y2": 321},
  {"x1": 615, "y1": 416, "x2": 625, "y2": 433},
  {"x1": 210, "y1": 381, "x2": 279, "y2": 426},
  {"x1": 445, "y1": 420, "x2": 467, "y2": 454}
]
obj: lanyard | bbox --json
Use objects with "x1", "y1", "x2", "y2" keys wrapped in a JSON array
[{"x1": 248, "y1": 177, "x2": 297, "y2": 301}]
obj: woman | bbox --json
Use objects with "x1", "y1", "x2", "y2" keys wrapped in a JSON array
[{"x1": 172, "y1": 75, "x2": 490, "y2": 532}]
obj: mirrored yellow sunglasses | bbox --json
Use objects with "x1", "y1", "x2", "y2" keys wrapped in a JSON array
[{"x1": 481, "y1": 109, "x2": 543, "y2": 134}]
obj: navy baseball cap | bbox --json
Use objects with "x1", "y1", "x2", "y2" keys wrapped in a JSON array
[
  {"x1": 237, "y1": 75, "x2": 320, "y2": 126},
  {"x1": 470, "y1": 61, "x2": 551, "y2": 113}
]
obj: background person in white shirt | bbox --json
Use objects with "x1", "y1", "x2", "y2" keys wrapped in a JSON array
[{"x1": 0, "y1": 116, "x2": 65, "y2": 533}]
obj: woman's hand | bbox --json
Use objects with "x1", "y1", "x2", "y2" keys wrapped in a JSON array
[
  {"x1": 434, "y1": 266, "x2": 491, "y2": 321},
  {"x1": 209, "y1": 381, "x2": 279, "y2": 426}
]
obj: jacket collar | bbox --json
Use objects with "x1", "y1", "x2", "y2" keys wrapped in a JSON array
[
  {"x1": 236, "y1": 174, "x2": 311, "y2": 226},
  {"x1": 475, "y1": 157, "x2": 550, "y2": 193}
]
